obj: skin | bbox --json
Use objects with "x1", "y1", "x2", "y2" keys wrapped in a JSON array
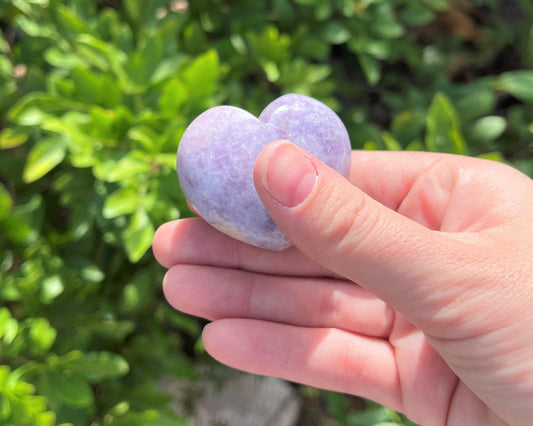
[{"x1": 153, "y1": 141, "x2": 533, "y2": 426}]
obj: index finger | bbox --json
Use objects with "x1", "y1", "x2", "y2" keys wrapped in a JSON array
[{"x1": 152, "y1": 217, "x2": 335, "y2": 277}]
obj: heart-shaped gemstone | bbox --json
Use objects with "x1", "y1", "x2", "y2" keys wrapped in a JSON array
[{"x1": 177, "y1": 94, "x2": 351, "y2": 250}]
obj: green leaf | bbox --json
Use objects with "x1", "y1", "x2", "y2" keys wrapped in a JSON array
[
  {"x1": 346, "y1": 402, "x2": 399, "y2": 425},
  {"x1": 470, "y1": 116, "x2": 506, "y2": 143},
  {"x1": 40, "y1": 371, "x2": 93, "y2": 407},
  {"x1": 363, "y1": 141, "x2": 380, "y2": 150},
  {"x1": 422, "y1": 0, "x2": 450, "y2": 11},
  {"x1": 151, "y1": 55, "x2": 187, "y2": 84},
  {"x1": 44, "y1": 46, "x2": 89, "y2": 70},
  {"x1": 514, "y1": 158, "x2": 533, "y2": 178},
  {"x1": 14, "y1": 14, "x2": 57, "y2": 39},
  {"x1": 381, "y1": 132, "x2": 402, "y2": 151},
  {"x1": 123, "y1": 0, "x2": 159, "y2": 33},
  {"x1": 1, "y1": 208, "x2": 37, "y2": 244},
  {"x1": 358, "y1": 54, "x2": 381, "y2": 86},
  {"x1": 262, "y1": 60, "x2": 280, "y2": 82},
  {"x1": 123, "y1": 37, "x2": 164, "y2": 88},
  {"x1": 478, "y1": 152, "x2": 506, "y2": 162},
  {"x1": 123, "y1": 208, "x2": 154, "y2": 262},
  {"x1": 127, "y1": 125, "x2": 160, "y2": 152},
  {"x1": 0, "y1": 31, "x2": 9, "y2": 54},
  {"x1": 326, "y1": 392, "x2": 348, "y2": 421},
  {"x1": 400, "y1": 1, "x2": 435, "y2": 26},
  {"x1": 154, "y1": 153, "x2": 177, "y2": 169},
  {"x1": 391, "y1": 110, "x2": 426, "y2": 144},
  {"x1": 494, "y1": 71, "x2": 533, "y2": 104},
  {"x1": 81, "y1": 265, "x2": 104, "y2": 283},
  {"x1": 99, "y1": 74, "x2": 123, "y2": 108},
  {"x1": 0, "y1": 308, "x2": 15, "y2": 343},
  {"x1": 76, "y1": 32, "x2": 126, "y2": 64},
  {"x1": 163, "y1": 310, "x2": 201, "y2": 337},
  {"x1": 66, "y1": 351, "x2": 129, "y2": 382},
  {"x1": 273, "y1": 0, "x2": 295, "y2": 22},
  {"x1": 362, "y1": 39, "x2": 392, "y2": 60},
  {"x1": 0, "y1": 365, "x2": 9, "y2": 390},
  {"x1": 119, "y1": 270, "x2": 154, "y2": 314},
  {"x1": 405, "y1": 139, "x2": 425, "y2": 151},
  {"x1": 8, "y1": 93, "x2": 80, "y2": 124},
  {"x1": 101, "y1": 406, "x2": 161, "y2": 426},
  {"x1": 320, "y1": 21, "x2": 351, "y2": 45},
  {"x1": 23, "y1": 135, "x2": 68, "y2": 183},
  {"x1": 247, "y1": 25, "x2": 291, "y2": 65},
  {"x1": 74, "y1": 313, "x2": 135, "y2": 340},
  {"x1": 370, "y1": 6, "x2": 405, "y2": 39},
  {"x1": 159, "y1": 78, "x2": 188, "y2": 115},
  {"x1": 103, "y1": 150, "x2": 151, "y2": 183},
  {"x1": 103, "y1": 187, "x2": 139, "y2": 218},
  {"x1": 28, "y1": 318, "x2": 57, "y2": 353},
  {"x1": 425, "y1": 93, "x2": 466, "y2": 154},
  {"x1": 41, "y1": 275, "x2": 64, "y2": 304},
  {"x1": 56, "y1": 4, "x2": 90, "y2": 35},
  {"x1": 183, "y1": 21, "x2": 210, "y2": 54},
  {"x1": 1, "y1": 316, "x2": 18, "y2": 346},
  {"x1": 182, "y1": 50, "x2": 220, "y2": 107},
  {"x1": 0, "y1": 183, "x2": 12, "y2": 221},
  {"x1": 0, "y1": 127, "x2": 29, "y2": 149},
  {"x1": 70, "y1": 67, "x2": 100, "y2": 105},
  {"x1": 455, "y1": 80, "x2": 496, "y2": 122}
]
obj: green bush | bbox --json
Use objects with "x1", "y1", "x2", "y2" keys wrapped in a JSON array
[{"x1": 1, "y1": 0, "x2": 532, "y2": 425}]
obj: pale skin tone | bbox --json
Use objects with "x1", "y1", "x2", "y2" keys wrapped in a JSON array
[{"x1": 153, "y1": 141, "x2": 533, "y2": 426}]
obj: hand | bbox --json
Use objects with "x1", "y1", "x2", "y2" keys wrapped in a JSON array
[{"x1": 153, "y1": 141, "x2": 533, "y2": 426}]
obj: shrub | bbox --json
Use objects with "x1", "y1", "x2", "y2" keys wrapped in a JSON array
[{"x1": 1, "y1": 0, "x2": 532, "y2": 425}]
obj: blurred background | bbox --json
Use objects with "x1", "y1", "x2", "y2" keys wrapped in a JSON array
[{"x1": 0, "y1": 0, "x2": 532, "y2": 425}]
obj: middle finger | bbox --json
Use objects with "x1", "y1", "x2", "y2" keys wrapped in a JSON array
[{"x1": 163, "y1": 264, "x2": 394, "y2": 338}]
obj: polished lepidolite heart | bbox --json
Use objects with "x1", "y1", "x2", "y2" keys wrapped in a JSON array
[{"x1": 177, "y1": 94, "x2": 351, "y2": 250}]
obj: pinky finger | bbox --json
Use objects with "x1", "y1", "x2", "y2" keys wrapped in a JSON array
[{"x1": 202, "y1": 319, "x2": 402, "y2": 413}]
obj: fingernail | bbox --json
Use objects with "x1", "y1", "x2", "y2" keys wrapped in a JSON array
[{"x1": 261, "y1": 141, "x2": 317, "y2": 208}]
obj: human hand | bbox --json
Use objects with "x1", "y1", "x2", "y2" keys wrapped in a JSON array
[{"x1": 153, "y1": 141, "x2": 533, "y2": 426}]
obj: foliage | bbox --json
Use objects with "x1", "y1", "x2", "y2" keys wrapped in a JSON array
[{"x1": 0, "y1": 0, "x2": 532, "y2": 425}]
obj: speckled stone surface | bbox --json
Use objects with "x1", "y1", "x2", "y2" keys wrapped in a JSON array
[{"x1": 177, "y1": 94, "x2": 351, "y2": 250}]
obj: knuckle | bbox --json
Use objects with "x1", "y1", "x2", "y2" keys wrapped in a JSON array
[
  {"x1": 319, "y1": 189, "x2": 381, "y2": 261},
  {"x1": 317, "y1": 285, "x2": 341, "y2": 327}
]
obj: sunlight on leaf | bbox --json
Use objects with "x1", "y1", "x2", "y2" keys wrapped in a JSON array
[{"x1": 23, "y1": 136, "x2": 68, "y2": 183}]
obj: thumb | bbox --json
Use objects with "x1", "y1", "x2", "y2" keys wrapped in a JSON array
[{"x1": 253, "y1": 140, "x2": 473, "y2": 324}]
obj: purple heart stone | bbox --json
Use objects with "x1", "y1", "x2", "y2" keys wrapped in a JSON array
[{"x1": 177, "y1": 93, "x2": 351, "y2": 250}]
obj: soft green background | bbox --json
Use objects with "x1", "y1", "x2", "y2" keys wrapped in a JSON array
[{"x1": 1, "y1": 0, "x2": 532, "y2": 425}]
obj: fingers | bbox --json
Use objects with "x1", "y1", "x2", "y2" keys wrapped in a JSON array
[
  {"x1": 163, "y1": 264, "x2": 394, "y2": 338},
  {"x1": 348, "y1": 150, "x2": 533, "y2": 232},
  {"x1": 346, "y1": 150, "x2": 449, "y2": 211},
  {"x1": 153, "y1": 217, "x2": 336, "y2": 277},
  {"x1": 253, "y1": 141, "x2": 477, "y2": 322},
  {"x1": 346, "y1": 150, "x2": 476, "y2": 231},
  {"x1": 202, "y1": 319, "x2": 402, "y2": 413}
]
